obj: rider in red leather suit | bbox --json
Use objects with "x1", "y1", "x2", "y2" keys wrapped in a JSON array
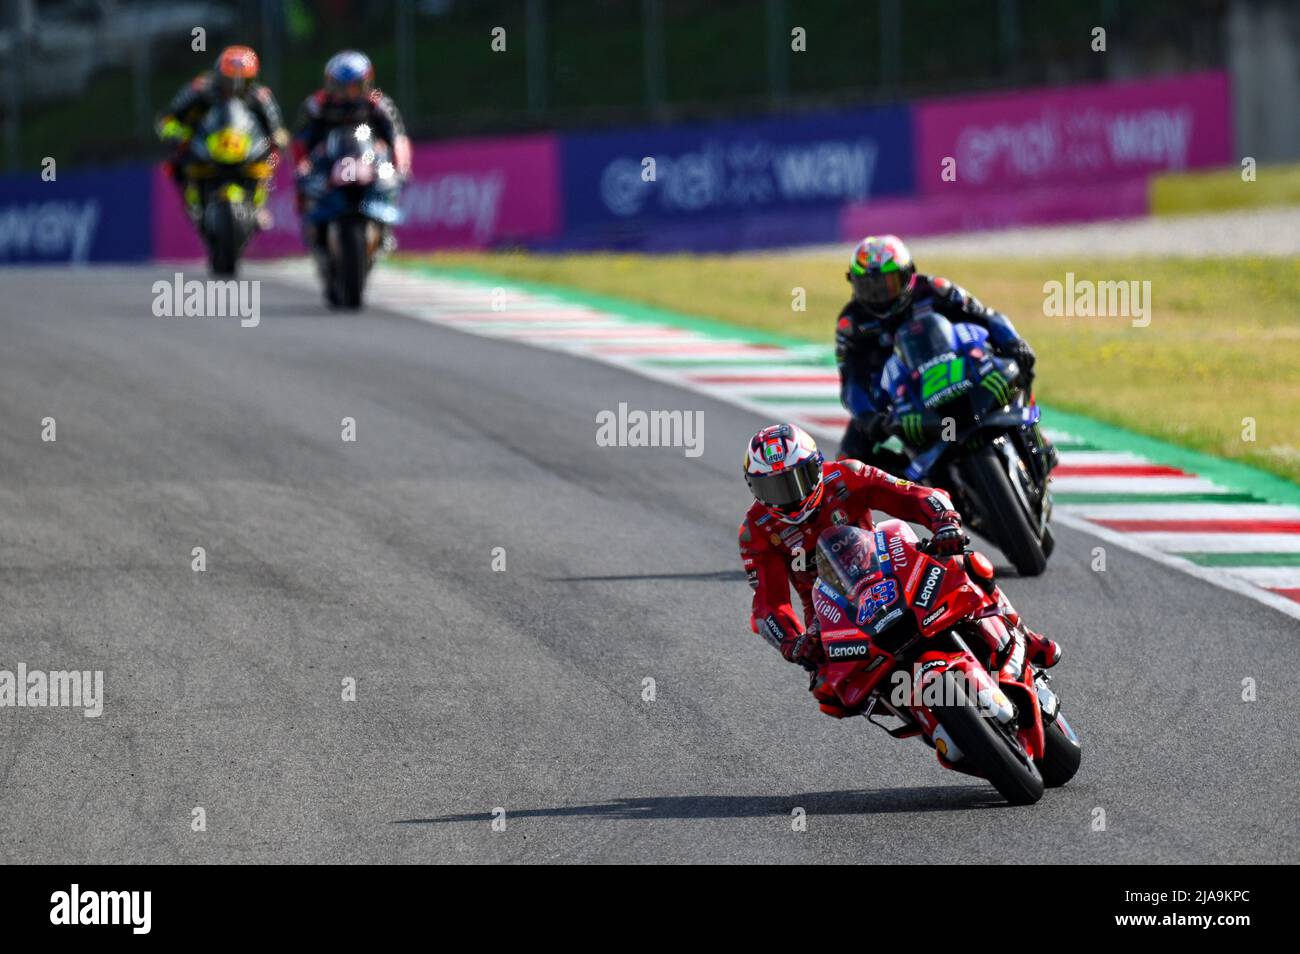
[{"x1": 738, "y1": 424, "x2": 1061, "y2": 713}]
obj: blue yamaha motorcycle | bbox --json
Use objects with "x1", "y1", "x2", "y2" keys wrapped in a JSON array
[
  {"x1": 300, "y1": 123, "x2": 403, "y2": 309},
  {"x1": 880, "y1": 313, "x2": 1055, "y2": 576}
]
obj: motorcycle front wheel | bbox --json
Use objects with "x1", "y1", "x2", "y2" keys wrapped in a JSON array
[
  {"x1": 331, "y1": 218, "x2": 369, "y2": 309},
  {"x1": 961, "y1": 443, "x2": 1048, "y2": 577},
  {"x1": 931, "y1": 671, "x2": 1044, "y2": 806},
  {"x1": 1039, "y1": 711, "x2": 1082, "y2": 787},
  {"x1": 206, "y1": 201, "x2": 239, "y2": 277}
]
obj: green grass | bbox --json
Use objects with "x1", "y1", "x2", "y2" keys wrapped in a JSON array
[
  {"x1": 1151, "y1": 163, "x2": 1300, "y2": 215},
  {"x1": 408, "y1": 250, "x2": 1300, "y2": 483}
]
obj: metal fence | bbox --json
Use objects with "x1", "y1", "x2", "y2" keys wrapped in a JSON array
[{"x1": 0, "y1": 0, "x2": 1240, "y2": 172}]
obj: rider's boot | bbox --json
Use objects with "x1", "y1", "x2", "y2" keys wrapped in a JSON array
[
  {"x1": 183, "y1": 182, "x2": 203, "y2": 224},
  {"x1": 253, "y1": 180, "x2": 274, "y2": 230},
  {"x1": 984, "y1": 570, "x2": 1062, "y2": 669},
  {"x1": 1024, "y1": 629, "x2": 1063, "y2": 668}
]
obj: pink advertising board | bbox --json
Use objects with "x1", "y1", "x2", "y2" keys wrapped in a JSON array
[
  {"x1": 153, "y1": 132, "x2": 560, "y2": 259},
  {"x1": 840, "y1": 177, "x2": 1150, "y2": 240},
  {"x1": 915, "y1": 70, "x2": 1232, "y2": 195}
]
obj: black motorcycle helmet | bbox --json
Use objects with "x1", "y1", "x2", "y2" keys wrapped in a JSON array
[{"x1": 847, "y1": 234, "x2": 917, "y2": 319}]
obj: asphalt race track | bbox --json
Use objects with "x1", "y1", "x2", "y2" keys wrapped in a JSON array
[{"x1": 1, "y1": 266, "x2": 1296, "y2": 864}]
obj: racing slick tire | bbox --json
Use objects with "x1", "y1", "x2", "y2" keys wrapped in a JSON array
[
  {"x1": 1039, "y1": 712, "x2": 1082, "y2": 787},
  {"x1": 961, "y1": 444, "x2": 1048, "y2": 577},
  {"x1": 333, "y1": 217, "x2": 368, "y2": 310},
  {"x1": 931, "y1": 671, "x2": 1045, "y2": 806}
]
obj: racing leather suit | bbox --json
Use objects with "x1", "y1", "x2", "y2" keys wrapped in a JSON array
[
  {"x1": 835, "y1": 274, "x2": 1033, "y2": 468},
  {"x1": 157, "y1": 73, "x2": 288, "y2": 218},
  {"x1": 291, "y1": 88, "x2": 412, "y2": 266},
  {"x1": 739, "y1": 459, "x2": 960, "y2": 659},
  {"x1": 291, "y1": 89, "x2": 411, "y2": 197},
  {"x1": 738, "y1": 458, "x2": 1060, "y2": 715}
]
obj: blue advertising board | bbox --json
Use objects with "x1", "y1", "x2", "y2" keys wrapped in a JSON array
[
  {"x1": 559, "y1": 104, "x2": 913, "y2": 249},
  {"x1": 0, "y1": 163, "x2": 153, "y2": 264}
]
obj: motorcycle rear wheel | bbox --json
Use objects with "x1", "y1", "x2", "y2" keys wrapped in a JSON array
[
  {"x1": 961, "y1": 444, "x2": 1048, "y2": 577},
  {"x1": 931, "y1": 671, "x2": 1044, "y2": 806}
]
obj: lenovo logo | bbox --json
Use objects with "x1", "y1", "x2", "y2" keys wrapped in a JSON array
[
  {"x1": 826, "y1": 641, "x2": 872, "y2": 660},
  {"x1": 914, "y1": 564, "x2": 945, "y2": 609}
]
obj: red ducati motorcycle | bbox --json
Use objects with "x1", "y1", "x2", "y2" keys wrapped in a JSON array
[{"x1": 810, "y1": 521, "x2": 1081, "y2": 805}]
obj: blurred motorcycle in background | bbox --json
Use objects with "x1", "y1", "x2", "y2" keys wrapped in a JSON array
[
  {"x1": 298, "y1": 123, "x2": 403, "y2": 309},
  {"x1": 176, "y1": 99, "x2": 277, "y2": 276}
]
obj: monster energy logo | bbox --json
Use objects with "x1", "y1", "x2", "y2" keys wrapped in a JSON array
[
  {"x1": 980, "y1": 370, "x2": 1011, "y2": 405},
  {"x1": 900, "y1": 413, "x2": 925, "y2": 445}
]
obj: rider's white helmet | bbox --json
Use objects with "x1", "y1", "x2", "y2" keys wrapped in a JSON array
[{"x1": 743, "y1": 424, "x2": 826, "y2": 524}]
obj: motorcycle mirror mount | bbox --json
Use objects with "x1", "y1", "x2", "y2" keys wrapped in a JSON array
[
  {"x1": 967, "y1": 551, "x2": 995, "y2": 579},
  {"x1": 965, "y1": 551, "x2": 997, "y2": 594}
]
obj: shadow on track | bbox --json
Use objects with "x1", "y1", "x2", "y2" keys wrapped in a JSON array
[{"x1": 392, "y1": 785, "x2": 1010, "y2": 825}]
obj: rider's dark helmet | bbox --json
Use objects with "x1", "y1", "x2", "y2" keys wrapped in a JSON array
[
  {"x1": 324, "y1": 50, "x2": 375, "y2": 105},
  {"x1": 215, "y1": 45, "x2": 259, "y2": 98},
  {"x1": 847, "y1": 234, "x2": 917, "y2": 320}
]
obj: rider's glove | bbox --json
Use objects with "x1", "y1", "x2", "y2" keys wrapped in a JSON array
[
  {"x1": 158, "y1": 117, "x2": 190, "y2": 143},
  {"x1": 865, "y1": 411, "x2": 891, "y2": 444},
  {"x1": 1010, "y1": 340, "x2": 1036, "y2": 373},
  {"x1": 783, "y1": 624, "x2": 824, "y2": 671},
  {"x1": 931, "y1": 521, "x2": 966, "y2": 557},
  {"x1": 898, "y1": 411, "x2": 925, "y2": 446}
]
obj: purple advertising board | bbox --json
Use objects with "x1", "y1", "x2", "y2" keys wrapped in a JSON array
[
  {"x1": 152, "y1": 133, "x2": 561, "y2": 259},
  {"x1": 557, "y1": 104, "x2": 913, "y2": 251},
  {"x1": 914, "y1": 70, "x2": 1232, "y2": 195}
]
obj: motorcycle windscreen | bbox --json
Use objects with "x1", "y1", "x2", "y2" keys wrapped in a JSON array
[
  {"x1": 197, "y1": 99, "x2": 269, "y2": 165},
  {"x1": 894, "y1": 314, "x2": 957, "y2": 369},
  {"x1": 324, "y1": 124, "x2": 382, "y2": 163},
  {"x1": 815, "y1": 526, "x2": 883, "y2": 602}
]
